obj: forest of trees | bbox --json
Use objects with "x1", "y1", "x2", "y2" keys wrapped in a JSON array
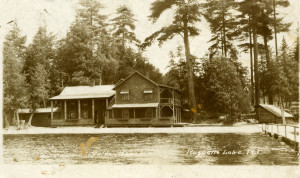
[{"x1": 3, "y1": 0, "x2": 299, "y2": 127}]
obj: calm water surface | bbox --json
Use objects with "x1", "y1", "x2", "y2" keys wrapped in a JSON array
[{"x1": 3, "y1": 133, "x2": 299, "y2": 165}]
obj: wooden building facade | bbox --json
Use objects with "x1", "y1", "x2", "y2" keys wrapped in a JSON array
[
  {"x1": 49, "y1": 85, "x2": 114, "y2": 126},
  {"x1": 105, "y1": 71, "x2": 182, "y2": 127},
  {"x1": 259, "y1": 104, "x2": 294, "y2": 124}
]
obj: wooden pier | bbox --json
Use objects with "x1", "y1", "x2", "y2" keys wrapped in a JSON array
[{"x1": 262, "y1": 123, "x2": 299, "y2": 151}]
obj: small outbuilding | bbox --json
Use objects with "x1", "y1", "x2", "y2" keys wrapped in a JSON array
[
  {"x1": 18, "y1": 108, "x2": 61, "y2": 127},
  {"x1": 259, "y1": 104, "x2": 294, "y2": 124}
]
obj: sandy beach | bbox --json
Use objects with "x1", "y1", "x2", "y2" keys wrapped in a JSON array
[{"x1": 2, "y1": 124, "x2": 262, "y2": 135}]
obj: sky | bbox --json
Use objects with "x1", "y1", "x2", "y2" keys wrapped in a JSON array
[{"x1": 0, "y1": 0, "x2": 299, "y2": 74}]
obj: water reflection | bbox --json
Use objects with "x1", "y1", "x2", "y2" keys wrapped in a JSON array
[{"x1": 3, "y1": 133, "x2": 298, "y2": 165}]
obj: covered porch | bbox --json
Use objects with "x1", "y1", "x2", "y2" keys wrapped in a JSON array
[
  {"x1": 49, "y1": 98, "x2": 109, "y2": 126},
  {"x1": 49, "y1": 85, "x2": 115, "y2": 126},
  {"x1": 105, "y1": 103, "x2": 181, "y2": 127}
]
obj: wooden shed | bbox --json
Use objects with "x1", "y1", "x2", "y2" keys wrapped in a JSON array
[
  {"x1": 18, "y1": 108, "x2": 60, "y2": 127},
  {"x1": 259, "y1": 104, "x2": 294, "y2": 124}
]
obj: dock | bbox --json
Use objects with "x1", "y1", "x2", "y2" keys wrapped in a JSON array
[{"x1": 262, "y1": 123, "x2": 299, "y2": 151}]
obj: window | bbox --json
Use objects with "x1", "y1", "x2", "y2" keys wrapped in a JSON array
[
  {"x1": 120, "y1": 89, "x2": 129, "y2": 100},
  {"x1": 69, "y1": 111, "x2": 76, "y2": 119},
  {"x1": 144, "y1": 89, "x2": 153, "y2": 101},
  {"x1": 81, "y1": 100, "x2": 90, "y2": 119},
  {"x1": 82, "y1": 111, "x2": 88, "y2": 119}
]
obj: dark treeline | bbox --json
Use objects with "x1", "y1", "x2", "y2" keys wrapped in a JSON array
[
  {"x1": 3, "y1": 0, "x2": 163, "y2": 127},
  {"x1": 3, "y1": 0, "x2": 299, "y2": 126}
]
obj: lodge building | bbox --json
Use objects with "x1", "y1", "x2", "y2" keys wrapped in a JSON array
[{"x1": 44, "y1": 71, "x2": 182, "y2": 127}]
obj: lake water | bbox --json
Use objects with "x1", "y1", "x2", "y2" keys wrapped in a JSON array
[{"x1": 3, "y1": 133, "x2": 299, "y2": 165}]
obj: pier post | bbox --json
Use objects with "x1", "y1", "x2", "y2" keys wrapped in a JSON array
[
  {"x1": 78, "y1": 100, "x2": 81, "y2": 120},
  {"x1": 64, "y1": 100, "x2": 67, "y2": 120},
  {"x1": 294, "y1": 127, "x2": 296, "y2": 142},
  {"x1": 51, "y1": 101, "x2": 53, "y2": 120},
  {"x1": 92, "y1": 99, "x2": 95, "y2": 120},
  {"x1": 272, "y1": 124, "x2": 273, "y2": 136},
  {"x1": 285, "y1": 125, "x2": 287, "y2": 137}
]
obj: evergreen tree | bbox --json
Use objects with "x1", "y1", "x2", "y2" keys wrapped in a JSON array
[
  {"x1": 111, "y1": 5, "x2": 140, "y2": 49},
  {"x1": 3, "y1": 23, "x2": 27, "y2": 127},
  {"x1": 23, "y1": 25, "x2": 54, "y2": 126},
  {"x1": 204, "y1": 0, "x2": 239, "y2": 59},
  {"x1": 238, "y1": 0, "x2": 266, "y2": 120},
  {"x1": 272, "y1": 0, "x2": 290, "y2": 57},
  {"x1": 202, "y1": 57, "x2": 251, "y2": 122},
  {"x1": 57, "y1": 0, "x2": 113, "y2": 86},
  {"x1": 142, "y1": 0, "x2": 201, "y2": 122}
]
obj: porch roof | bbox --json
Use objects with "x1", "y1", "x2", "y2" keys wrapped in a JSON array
[
  {"x1": 259, "y1": 104, "x2": 294, "y2": 118},
  {"x1": 112, "y1": 103, "x2": 159, "y2": 108},
  {"x1": 49, "y1": 85, "x2": 115, "y2": 100},
  {"x1": 18, "y1": 107, "x2": 60, "y2": 113}
]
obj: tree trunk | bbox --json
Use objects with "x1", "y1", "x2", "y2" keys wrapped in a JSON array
[
  {"x1": 263, "y1": 34, "x2": 273, "y2": 104},
  {"x1": 253, "y1": 24, "x2": 260, "y2": 121},
  {"x1": 15, "y1": 110, "x2": 20, "y2": 128},
  {"x1": 183, "y1": 16, "x2": 197, "y2": 123},
  {"x1": 27, "y1": 109, "x2": 36, "y2": 126},
  {"x1": 280, "y1": 96, "x2": 286, "y2": 124},
  {"x1": 42, "y1": 97, "x2": 46, "y2": 108},
  {"x1": 249, "y1": 15, "x2": 255, "y2": 106},
  {"x1": 273, "y1": 0, "x2": 278, "y2": 58},
  {"x1": 222, "y1": 12, "x2": 227, "y2": 57},
  {"x1": 3, "y1": 112, "x2": 10, "y2": 128},
  {"x1": 99, "y1": 69, "x2": 102, "y2": 85},
  {"x1": 221, "y1": 31, "x2": 224, "y2": 56}
]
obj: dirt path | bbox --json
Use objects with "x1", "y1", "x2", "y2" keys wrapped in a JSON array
[{"x1": 2, "y1": 124, "x2": 262, "y2": 135}]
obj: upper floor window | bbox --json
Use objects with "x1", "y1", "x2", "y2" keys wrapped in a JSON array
[
  {"x1": 120, "y1": 89, "x2": 129, "y2": 100},
  {"x1": 144, "y1": 88, "x2": 153, "y2": 101}
]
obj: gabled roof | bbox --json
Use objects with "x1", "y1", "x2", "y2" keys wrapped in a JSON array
[
  {"x1": 49, "y1": 85, "x2": 115, "y2": 100},
  {"x1": 112, "y1": 71, "x2": 180, "y2": 92},
  {"x1": 158, "y1": 84, "x2": 181, "y2": 92},
  {"x1": 260, "y1": 104, "x2": 294, "y2": 118},
  {"x1": 18, "y1": 107, "x2": 60, "y2": 113},
  {"x1": 112, "y1": 71, "x2": 158, "y2": 90}
]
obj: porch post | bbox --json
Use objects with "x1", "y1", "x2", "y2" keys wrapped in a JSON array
[
  {"x1": 172, "y1": 90, "x2": 175, "y2": 122},
  {"x1": 61, "y1": 101, "x2": 63, "y2": 119},
  {"x1": 106, "y1": 99, "x2": 108, "y2": 118},
  {"x1": 176, "y1": 108, "x2": 178, "y2": 123},
  {"x1": 158, "y1": 105, "x2": 161, "y2": 118},
  {"x1": 78, "y1": 100, "x2": 81, "y2": 119},
  {"x1": 51, "y1": 101, "x2": 53, "y2": 120},
  {"x1": 134, "y1": 108, "x2": 136, "y2": 118},
  {"x1": 64, "y1": 100, "x2": 67, "y2": 120},
  {"x1": 179, "y1": 109, "x2": 181, "y2": 123},
  {"x1": 92, "y1": 99, "x2": 95, "y2": 120}
]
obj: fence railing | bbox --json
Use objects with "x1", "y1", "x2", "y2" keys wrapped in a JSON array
[
  {"x1": 262, "y1": 123, "x2": 299, "y2": 142},
  {"x1": 160, "y1": 98, "x2": 181, "y2": 105}
]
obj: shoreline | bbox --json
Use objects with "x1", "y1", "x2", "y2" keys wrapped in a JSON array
[{"x1": 2, "y1": 124, "x2": 262, "y2": 135}]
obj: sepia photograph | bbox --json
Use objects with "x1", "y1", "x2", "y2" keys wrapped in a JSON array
[{"x1": 0, "y1": 0, "x2": 299, "y2": 177}]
